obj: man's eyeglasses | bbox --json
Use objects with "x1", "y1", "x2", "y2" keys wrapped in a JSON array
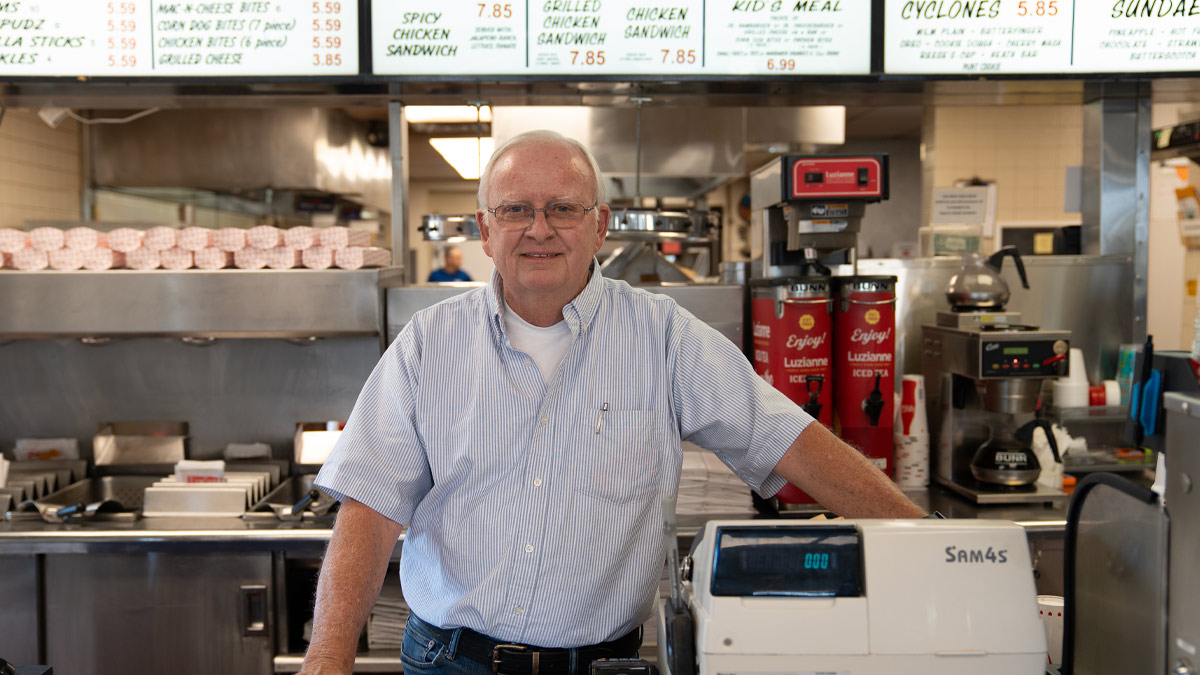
[{"x1": 485, "y1": 202, "x2": 598, "y2": 230}]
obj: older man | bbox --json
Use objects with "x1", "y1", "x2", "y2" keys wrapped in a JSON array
[{"x1": 302, "y1": 130, "x2": 924, "y2": 675}]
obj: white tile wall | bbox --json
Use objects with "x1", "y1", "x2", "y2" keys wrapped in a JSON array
[
  {"x1": 0, "y1": 109, "x2": 82, "y2": 226},
  {"x1": 925, "y1": 105, "x2": 1083, "y2": 225}
]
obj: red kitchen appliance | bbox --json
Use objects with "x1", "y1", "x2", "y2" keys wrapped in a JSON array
[
  {"x1": 749, "y1": 155, "x2": 889, "y2": 278},
  {"x1": 833, "y1": 276, "x2": 898, "y2": 479}
]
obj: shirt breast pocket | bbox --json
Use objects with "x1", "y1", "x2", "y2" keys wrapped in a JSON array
[{"x1": 572, "y1": 409, "x2": 663, "y2": 505}]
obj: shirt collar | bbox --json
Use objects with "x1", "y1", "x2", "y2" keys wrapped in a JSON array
[{"x1": 485, "y1": 258, "x2": 604, "y2": 343}]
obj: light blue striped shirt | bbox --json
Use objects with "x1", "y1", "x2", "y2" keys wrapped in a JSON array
[{"x1": 316, "y1": 265, "x2": 812, "y2": 647}]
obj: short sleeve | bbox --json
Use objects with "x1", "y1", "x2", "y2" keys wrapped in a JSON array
[
  {"x1": 315, "y1": 321, "x2": 434, "y2": 525},
  {"x1": 669, "y1": 307, "x2": 812, "y2": 497}
]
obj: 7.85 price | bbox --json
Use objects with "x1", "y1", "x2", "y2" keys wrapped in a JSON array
[
  {"x1": 570, "y1": 50, "x2": 605, "y2": 65},
  {"x1": 478, "y1": 3, "x2": 512, "y2": 17},
  {"x1": 767, "y1": 57, "x2": 796, "y2": 71},
  {"x1": 661, "y1": 49, "x2": 696, "y2": 64}
]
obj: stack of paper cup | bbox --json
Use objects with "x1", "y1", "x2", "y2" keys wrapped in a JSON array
[
  {"x1": 1053, "y1": 348, "x2": 1090, "y2": 408},
  {"x1": 1038, "y1": 595, "x2": 1064, "y2": 665},
  {"x1": 894, "y1": 374, "x2": 930, "y2": 487}
]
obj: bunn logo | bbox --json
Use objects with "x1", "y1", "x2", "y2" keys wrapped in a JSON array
[{"x1": 945, "y1": 546, "x2": 1008, "y2": 564}]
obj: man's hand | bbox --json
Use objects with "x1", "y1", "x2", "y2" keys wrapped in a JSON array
[
  {"x1": 773, "y1": 422, "x2": 927, "y2": 518},
  {"x1": 300, "y1": 498, "x2": 405, "y2": 675}
]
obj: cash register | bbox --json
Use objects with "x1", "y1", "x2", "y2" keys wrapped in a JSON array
[{"x1": 659, "y1": 519, "x2": 1047, "y2": 675}]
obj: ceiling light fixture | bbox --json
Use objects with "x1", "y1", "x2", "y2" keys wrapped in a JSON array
[
  {"x1": 406, "y1": 105, "x2": 493, "y2": 124},
  {"x1": 429, "y1": 137, "x2": 495, "y2": 180}
]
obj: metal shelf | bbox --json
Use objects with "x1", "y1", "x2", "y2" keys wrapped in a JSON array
[
  {"x1": 0, "y1": 269, "x2": 387, "y2": 338},
  {"x1": 274, "y1": 651, "x2": 402, "y2": 673},
  {"x1": 1046, "y1": 405, "x2": 1130, "y2": 423}
]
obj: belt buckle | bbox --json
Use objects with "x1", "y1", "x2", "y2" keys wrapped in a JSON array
[{"x1": 492, "y1": 643, "x2": 531, "y2": 675}]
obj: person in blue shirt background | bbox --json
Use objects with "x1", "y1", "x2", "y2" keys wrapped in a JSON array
[{"x1": 427, "y1": 245, "x2": 472, "y2": 282}]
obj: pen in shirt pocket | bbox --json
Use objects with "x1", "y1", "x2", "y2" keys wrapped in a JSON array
[{"x1": 594, "y1": 402, "x2": 609, "y2": 434}]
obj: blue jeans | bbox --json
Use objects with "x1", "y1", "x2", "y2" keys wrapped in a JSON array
[{"x1": 401, "y1": 615, "x2": 598, "y2": 675}]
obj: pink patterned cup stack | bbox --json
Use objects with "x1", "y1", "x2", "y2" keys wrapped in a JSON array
[{"x1": 0, "y1": 225, "x2": 391, "y2": 271}]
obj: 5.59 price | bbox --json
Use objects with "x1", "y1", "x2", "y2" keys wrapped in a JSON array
[
  {"x1": 312, "y1": 1, "x2": 341, "y2": 13},
  {"x1": 1016, "y1": 0, "x2": 1057, "y2": 15},
  {"x1": 106, "y1": 2, "x2": 136, "y2": 14},
  {"x1": 661, "y1": 49, "x2": 696, "y2": 64},
  {"x1": 312, "y1": 36, "x2": 341, "y2": 48},
  {"x1": 106, "y1": 18, "x2": 136, "y2": 32},
  {"x1": 570, "y1": 50, "x2": 604, "y2": 65},
  {"x1": 478, "y1": 3, "x2": 512, "y2": 17},
  {"x1": 106, "y1": 54, "x2": 137, "y2": 67},
  {"x1": 767, "y1": 57, "x2": 796, "y2": 71},
  {"x1": 312, "y1": 18, "x2": 342, "y2": 31}
]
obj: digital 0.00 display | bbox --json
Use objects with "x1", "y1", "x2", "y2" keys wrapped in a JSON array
[{"x1": 710, "y1": 525, "x2": 862, "y2": 598}]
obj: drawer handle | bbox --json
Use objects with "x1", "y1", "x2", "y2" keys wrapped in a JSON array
[{"x1": 240, "y1": 584, "x2": 269, "y2": 637}]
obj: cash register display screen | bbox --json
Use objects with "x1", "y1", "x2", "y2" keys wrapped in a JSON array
[{"x1": 711, "y1": 526, "x2": 862, "y2": 597}]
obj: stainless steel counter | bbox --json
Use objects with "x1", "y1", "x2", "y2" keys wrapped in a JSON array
[{"x1": 0, "y1": 485, "x2": 1067, "y2": 554}]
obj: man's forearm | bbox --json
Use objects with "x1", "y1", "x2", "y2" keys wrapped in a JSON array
[
  {"x1": 773, "y1": 422, "x2": 926, "y2": 518},
  {"x1": 302, "y1": 498, "x2": 405, "y2": 674}
]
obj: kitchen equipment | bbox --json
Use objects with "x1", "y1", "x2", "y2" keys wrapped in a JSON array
[
  {"x1": 750, "y1": 275, "x2": 834, "y2": 426},
  {"x1": 419, "y1": 214, "x2": 479, "y2": 241},
  {"x1": 659, "y1": 519, "x2": 1047, "y2": 675},
  {"x1": 247, "y1": 474, "x2": 336, "y2": 521},
  {"x1": 923, "y1": 310, "x2": 1071, "y2": 504},
  {"x1": 969, "y1": 418, "x2": 1060, "y2": 487},
  {"x1": 7, "y1": 475, "x2": 159, "y2": 523},
  {"x1": 1162, "y1": 393, "x2": 1200, "y2": 675},
  {"x1": 749, "y1": 154, "x2": 889, "y2": 278},
  {"x1": 1062, "y1": 473, "x2": 1168, "y2": 675},
  {"x1": 834, "y1": 276, "x2": 897, "y2": 478},
  {"x1": 945, "y1": 246, "x2": 1029, "y2": 311},
  {"x1": 93, "y1": 421, "x2": 188, "y2": 465}
]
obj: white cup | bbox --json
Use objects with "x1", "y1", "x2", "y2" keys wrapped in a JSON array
[{"x1": 1037, "y1": 594, "x2": 1064, "y2": 665}]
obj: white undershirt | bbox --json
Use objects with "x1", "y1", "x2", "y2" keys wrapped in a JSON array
[{"x1": 503, "y1": 307, "x2": 573, "y2": 385}]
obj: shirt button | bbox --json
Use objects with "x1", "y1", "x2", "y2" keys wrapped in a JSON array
[
  {"x1": 523, "y1": 358, "x2": 532, "y2": 366},
  {"x1": 514, "y1": 606, "x2": 524, "y2": 615},
  {"x1": 539, "y1": 416, "x2": 548, "y2": 425},
  {"x1": 525, "y1": 544, "x2": 534, "y2": 553},
  {"x1": 533, "y1": 478, "x2": 543, "y2": 487}
]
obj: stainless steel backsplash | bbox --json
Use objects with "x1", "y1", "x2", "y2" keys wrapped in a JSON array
[{"x1": 857, "y1": 254, "x2": 1135, "y2": 385}]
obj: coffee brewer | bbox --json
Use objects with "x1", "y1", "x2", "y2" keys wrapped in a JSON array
[{"x1": 923, "y1": 310, "x2": 1071, "y2": 504}]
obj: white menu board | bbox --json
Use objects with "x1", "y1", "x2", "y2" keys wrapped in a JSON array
[
  {"x1": 371, "y1": 0, "x2": 872, "y2": 76},
  {"x1": 1074, "y1": 1, "x2": 1200, "y2": 73},
  {"x1": 885, "y1": 0, "x2": 1200, "y2": 75},
  {"x1": 884, "y1": 0, "x2": 1073, "y2": 74},
  {"x1": 0, "y1": 0, "x2": 358, "y2": 77}
]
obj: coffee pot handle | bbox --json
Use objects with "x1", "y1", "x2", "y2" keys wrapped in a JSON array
[
  {"x1": 987, "y1": 245, "x2": 1030, "y2": 290},
  {"x1": 1017, "y1": 419, "x2": 1061, "y2": 463}
]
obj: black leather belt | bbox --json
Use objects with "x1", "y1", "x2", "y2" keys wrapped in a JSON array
[{"x1": 408, "y1": 615, "x2": 642, "y2": 675}]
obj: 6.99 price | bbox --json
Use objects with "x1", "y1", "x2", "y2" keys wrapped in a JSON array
[{"x1": 767, "y1": 58, "x2": 796, "y2": 71}]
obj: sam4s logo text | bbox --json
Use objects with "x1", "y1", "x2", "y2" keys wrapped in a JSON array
[{"x1": 945, "y1": 545, "x2": 1009, "y2": 563}]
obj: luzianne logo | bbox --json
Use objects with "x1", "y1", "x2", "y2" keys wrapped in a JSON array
[
  {"x1": 798, "y1": 314, "x2": 815, "y2": 330},
  {"x1": 865, "y1": 308, "x2": 880, "y2": 325},
  {"x1": 786, "y1": 333, "x2": 826, "y2": 351},
  {"x1": 849, "y1": 327, "x2": 891, "y2": 345}
]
